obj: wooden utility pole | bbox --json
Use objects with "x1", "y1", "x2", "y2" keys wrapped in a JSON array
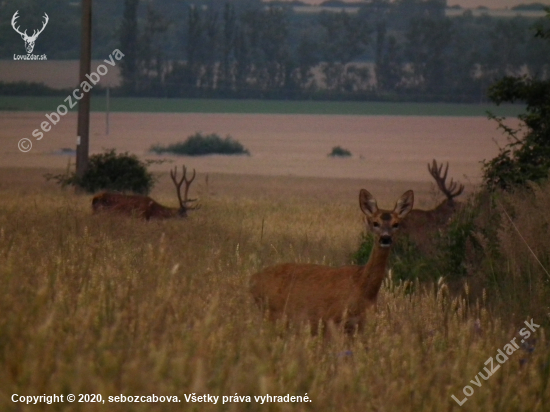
[
  {"x1": 76, "y1": 0, "x2": 92, "y2": 178},
  {"x1": 105, "y1": 85, "x2": 110, "y2": 135}
]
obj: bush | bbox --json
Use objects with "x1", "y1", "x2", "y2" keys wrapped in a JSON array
[
  {"x1": 0, "y1": 81, "x2": 69, "y2": 96},
  {"x1": 45, "y1": 149, "x2": 155, "y2": 194},
  {"x1": 482, "y1": 14, "x2": 550, "y2": 191},
  {"x1": 352, "y1": 231, "x2": 434, "y2": 284},
  {"x1": 150, "y1": 133, "x2": 250, "y2": 156},
  {"x1": 482, "y1": 77, "x2": 550, "y2": 191},
  {"x1": 328, "y1": 146, "x2": 352, "y2": 157},
  {"x1": 352, "y1": 230, "x2": 431, "y2": 284},
  {"x1": 350, "y1": 182, "x2": 550, "y2": 323},
  {"x1": 351, "y1": 232, "x2": 374, "y2": 266}
]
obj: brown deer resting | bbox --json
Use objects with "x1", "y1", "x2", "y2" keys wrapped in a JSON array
[
  {"x1": 250, "y1": 189, "x2": 414, "y2": 334},
  {"x1": 92, "y1": 165, "x2": 198, "y2": 220}
]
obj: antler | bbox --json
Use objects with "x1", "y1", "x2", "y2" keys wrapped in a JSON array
[
  {"x1": 11, "y1": 11, "x2": 48, "y2": 40},
  {"x1": 170, "y1": 165, "x2": 199, "y2": 210},
  {"x1": 427, "y1": 159, "x2": 464, "y2": 201},
  {"x1": 11, "y1": 11, "x2": 26, "y2": 37},
  {"x1": 30, "y1": 13, "x2": 49, "y2": 40}
]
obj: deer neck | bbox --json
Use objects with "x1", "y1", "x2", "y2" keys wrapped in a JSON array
[
  {"x1": 359, "y1": 242, "x2": 391, "y2": 301},
  {"x1": 433, "y1": 200, "x2": 454, "y2": 223},
  {"x1": 163, "y1": 205, "x2": 184, "y2": 218}
]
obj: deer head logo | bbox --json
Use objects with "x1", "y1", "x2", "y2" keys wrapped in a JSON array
[{"x1": 11, "y1": 11, "x2": 49, "y2": 54}]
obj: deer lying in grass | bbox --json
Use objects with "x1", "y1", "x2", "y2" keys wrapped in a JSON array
[
  {"x1": 401, "y1": 159, "x2": 464, "y2": 241},
  {"x1": 250, "y1": 189, "x2": 414, "y2": 334},
  {"x1": 92, "y1": 165, "x2": 199, "y2": 220}
]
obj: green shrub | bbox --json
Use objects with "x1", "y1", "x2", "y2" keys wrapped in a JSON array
[
  {"x1": 150, "y1": 132, "x2": 250, "y2": 156},
  {"x1": 389, "y1": 234, "x2": 433, "y2": 283},
  {"x1": 349, "y1": 185, "x2": 550, "y2": 322},
  {"x1": 352, "y1": 231, "x2": 433, "y2": 283},
  {"x1": 434, "y1": 202, "x2": 482, "y2": 281},
  {"x1": 45, "y1": 149, "x2": 155, "y2": 194},
  {"x1": 0, "y1": 81, "x2": 70, "y2": 96},
  {"x1": 328, "y1": 146, "x2": 352, "y2": 157},
  {"x1": 351, "y1": 232, "x2": 374, "y2": 266},
  {"x1": 482, "y1": 14, "x2": 550, "y2": 191}
]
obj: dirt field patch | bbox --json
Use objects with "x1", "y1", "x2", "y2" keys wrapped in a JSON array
[{"x1": 0, "y1": 112, "x2": 510, "y2": 185}]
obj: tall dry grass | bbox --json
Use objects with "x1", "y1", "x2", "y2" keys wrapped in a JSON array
[
  {"x1": 483, "y1": 183, "x2": 550, "y2": 322},
  {"x1": 0, "y1": 173, "x2": 548, "y2": 411}
]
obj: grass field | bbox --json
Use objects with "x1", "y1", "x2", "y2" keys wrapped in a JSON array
[
  {"x1": 0, "y1": 97, "x2": 547, "y2": 410},
  {"x1": 0, "y1": 96, "x2": 524, "y2": 117},
  {"x1": 0, "y1": 169, "x2": 549, "y2": 411}
]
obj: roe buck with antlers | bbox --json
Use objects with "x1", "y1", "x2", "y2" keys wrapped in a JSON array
[
  {"x1": 92, "y1": 165, "x2": 199, "y2": 220},
  {"x1": 250, "y1": 189, "x2": 414, "y2": 334},
  {"x1": 11, "y1": 11, "x2": 49, "y2": 54},
  {"x1": 401, "y1": 159, "x2": 464, "y2": 239}
]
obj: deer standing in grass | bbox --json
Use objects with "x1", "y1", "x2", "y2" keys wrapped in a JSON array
[
  {"x1": 92, "y1": 165, "x2": 199, "y2": 220},
  {"x1": 250, "y1": 189, "x2": 414, "y2": 334},
  {"x1": 400, "y1": 160, "x2": 464, "y2": 248}
]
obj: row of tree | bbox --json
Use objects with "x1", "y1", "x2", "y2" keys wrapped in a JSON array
[
  {"x1": 117, "y1": 0, "x2": 550, "y2": 101},
  {"x1": 0, "y1": 0, "x2": 548, "y2": 102}
]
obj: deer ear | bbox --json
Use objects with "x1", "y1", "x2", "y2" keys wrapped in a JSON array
[
  {"x1": 394, "y1": 190, "x2": 414, "y2": 218},
  {"x1": 359, "y1": 189, "x2": 378, "y2": 217}
]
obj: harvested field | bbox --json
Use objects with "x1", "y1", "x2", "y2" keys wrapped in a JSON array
[{"x1": 0, "y1": 111, "x2": 510, "y2": 186}]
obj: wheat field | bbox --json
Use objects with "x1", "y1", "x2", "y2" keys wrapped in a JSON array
[
  {"x1": 0, "y1": 167, "x2": 548, "y2": 412},
  {"x1": 0, "y1": 111, "x2": 512, "y2": 184}
]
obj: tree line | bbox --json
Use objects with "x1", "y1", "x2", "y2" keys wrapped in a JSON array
[
  {"x1": 0, "y1": 0, "x2": 548, "y2": 102},
  {"x1": 117, "y1": 0, "x2": 550, "y2": 102}
]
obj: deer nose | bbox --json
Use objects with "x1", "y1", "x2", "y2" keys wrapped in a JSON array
[{"x1": 379, "y1": 235, "x2": 392, "y2": 247}]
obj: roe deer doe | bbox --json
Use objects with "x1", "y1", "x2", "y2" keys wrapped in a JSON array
[
  {"x1": 250, "y1": 189, "x2": 414, "y2": 334},
  {"x1": 92, "y1": 165, "x2": 199, "y2": 220}
]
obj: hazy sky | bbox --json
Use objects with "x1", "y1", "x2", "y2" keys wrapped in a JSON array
[{"x1": 297, "y1": 0, "x2": 550, "y2": 8}]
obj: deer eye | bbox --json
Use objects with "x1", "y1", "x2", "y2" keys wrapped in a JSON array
[
  {"x1": 372, "y1": 222, "x2": 380, "y2": 228},
  {"x1": 392, "y1": 223, "x2": 399, "y2": 228}
]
